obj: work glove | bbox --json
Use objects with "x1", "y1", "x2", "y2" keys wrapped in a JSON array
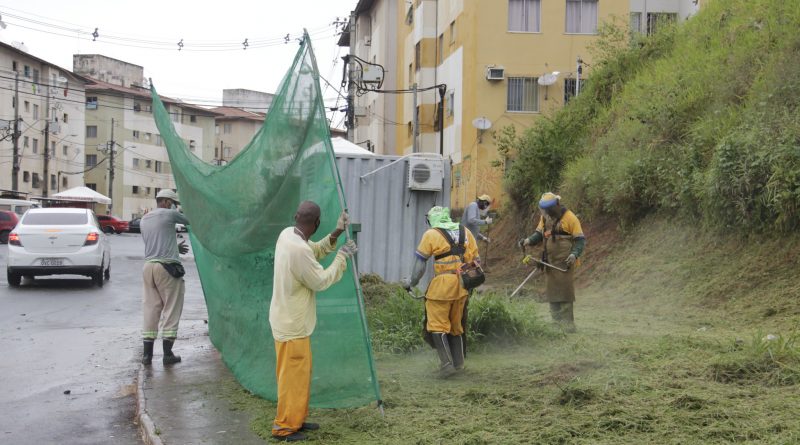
[
  {"x1": 400, "y1": 277, "x2": 413, "y2": 291},
  {"x1": 339, "y1": 240, "x2": 358, "y2": 258},
  {"x1": 336, "y1": 211, "x2": 349, "y2": 231},
  {"x1": 483, "y1": 236, "x2": 491, "y2": 243},
  {"x1": 485, "y1": 217, "x2": 493, "y2": 225},
  {"x1": 178, "y1": 240, "x2": 189, "y2": 255},
  {"x1": 522, "y1": 254, "x2": 533, "y2": 266},
  {"x1": 565, "y1": 254, "x2": 577, "y2": 267},
  {"x1": 518, "y1": 238, "x2": 530, "y2": 248}
]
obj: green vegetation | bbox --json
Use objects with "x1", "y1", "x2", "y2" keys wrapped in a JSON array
[{"x1": 503, "y1": 0, "x2": 800, "y2": 233}]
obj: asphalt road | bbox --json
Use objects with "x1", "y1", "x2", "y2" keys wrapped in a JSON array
[{"x1": 0, "y1": 232, "x2": 204, "y2": 445}]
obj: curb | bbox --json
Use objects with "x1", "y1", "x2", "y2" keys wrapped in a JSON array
[{"x1": 136, "y1": 365, "x2": 165, "y2": 445}]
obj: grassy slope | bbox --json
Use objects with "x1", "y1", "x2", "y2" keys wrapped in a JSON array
[{"x1": 230, "y1": 219, "x2": 800, "y2": 444}]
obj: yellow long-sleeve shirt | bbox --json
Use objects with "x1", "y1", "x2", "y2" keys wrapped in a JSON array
[{"x1": 269, "y1": 227, "x2": 348, "y2": 342}]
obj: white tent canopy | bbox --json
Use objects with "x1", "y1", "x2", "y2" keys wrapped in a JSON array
[
  {"x1": 52, "y1": 186, "x2": 112, "y2": 204},
  {"x1": 331, "y1": 137, "x2": 375, "y2": 156}
]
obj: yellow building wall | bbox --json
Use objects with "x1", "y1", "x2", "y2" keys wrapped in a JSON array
[{"x1": 450, "y1": 0, "x2": 629, "y2": 211}]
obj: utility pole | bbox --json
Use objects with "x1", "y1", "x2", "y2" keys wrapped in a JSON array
[
  {"x1": 42, "y1": 85, "x2": 51, "y2": 197},
  {"x1": 11, "y1": 72, "x2": 20, "y2": 191},
  {"x1": 438, "y1": 85, "x2": 445, "y2": 156},
  {"x1": 108, "y1": 118, "x2": 115, "y2": 214},
  {"x1": 346, "y1": 10, "x2": 357, "y2": 142},
  {"x1": 576, "y1": 57, "x2": 583, "y2": 97}
]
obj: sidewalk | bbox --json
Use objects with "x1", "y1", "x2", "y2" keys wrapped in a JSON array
[{"x1": 136, "y1": 318, "x2": 267, "y2": 445}]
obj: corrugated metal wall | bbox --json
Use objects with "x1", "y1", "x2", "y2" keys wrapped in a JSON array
[{"x1": 336, "y1": 154, "x2": 450, "y2": 287}]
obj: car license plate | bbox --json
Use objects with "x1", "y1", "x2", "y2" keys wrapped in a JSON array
[{"x1": 40, "y1": 258, "x2": 63, "y2": 267}]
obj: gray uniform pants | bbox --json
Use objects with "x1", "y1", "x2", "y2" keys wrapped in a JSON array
[{"x1": 142, "y1": 262, "x2": 185, "y2": 340}]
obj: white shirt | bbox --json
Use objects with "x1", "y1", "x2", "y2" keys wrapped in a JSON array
[{"x1": 268, "y1": 227, "x2": 347, "y2": 341}]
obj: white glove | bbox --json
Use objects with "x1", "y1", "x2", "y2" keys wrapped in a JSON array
[
  {"x1": 518, "y1": 238, "x2": 531, "y2": 248},
  {"x1": 400, "y1": 277, "x2": 412, "y2": 291},
  {"x1": 485, "y1": 217, "x2": 493, "y2": 225},
  {"x1": 565, "y1": 254, "x2": 577, "y2": 267},
  {"x1": 336, "y1": 211, "x2": 349, "y2": 231},
  {"x1": 339, "y1": 240, "x2": 358, "y2": 258}
]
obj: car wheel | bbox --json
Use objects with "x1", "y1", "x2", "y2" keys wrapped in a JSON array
[
  {"x1": 103, "y1": 226, "x2": 114, "y2": 234},
  {"x1": 104, "y1": 265, "x2": 111, "y2": 280},
  {"x1": 7, "y1": 269, "x2": 21, "y2": 287},
  {"x1": 0, "y1": 230, "x2": 9, "y2": 244},
  {"x1": 94, "y1": 268, "x2": 104, "y2": 287}
]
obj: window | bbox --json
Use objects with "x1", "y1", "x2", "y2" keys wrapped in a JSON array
[
  {"x1": 566, "y1": 0, "x2": 598, "y2": 34},
  {"x1": 189, "y1": 140, "x2": 196, "y2": 151},
  {"x1": 509, "y1": 0, "x2": 541, "y2": 32},
  {"x1": 63, "y1": 113, "x2": 69, "y2": 123},
  {"x1": 450, "y1": 20, "x2": 456, "y2": 44},
  {"x1": 133, "y1": 158, "x2": 140, "y2": 168},
  {"x1": 447, "y1": 90, "x2": 455, "y2": 116},
  {"x1": 133, "y1": 130, "x2": 140, "y2": 139},
  {"x1": 223, "y1": 123, "x2": 232, "y2": 134},
  {"x1": 24, "y1": 65, "x2": 31, "y2": 77},
  {"x1": 507, "y1": 77, "x2": 539, "y2": 112},
  {"x1": 50, "y1": 174, "x2": 56, "y2": 190},
  {"x1": 33, "y1": 104, "x2": 39, "y2": 120},
  {"x1": 24, "y1": 101, "x2": 29, "y2": 112},
  {"x1": 50, "y1": 142, "x2": 56, "y2": 157},
  {"x1": 155, "y1": 161, "x2": 163, "y2": 173},
  {"x1": 145, "y1": 160, "x2": 152, "y2": 168},
  {"x1": 438, "y1": 34, "x2": 444, "y2": 64},
  {"x1": 86, "y1": 183, "x2": 97, "y2": 191},
  {"x1": 63, "y1": 145, "x2": 68, "y2": 156},
  {"x1": 146, "y1": 187, "x2": 151, "y2": 195},
  {"x1": 154, "y1": 187, "x2": 161, "y2": 196},
  {"x1": 32, "y1": 173, "x2": 40, "y2": 188},
  {"x1": 86, "y1": 154, "x2": 98, "y2": 167},
  {"x1": 408, "y1": 64, "x2": 413, "y2": 87},
  {"x1": 144, "y1": 133, "x2": 151, "y2": 141},
  {"x1": 23, "y1": 171, "x2": 30, "y2": 183},
  {"x1": 32, "y1": 69, "x2": 39, "y2": 84},
  {"x1": 630, "y1": 12, "x2": 642, "y2": 34},
  {"x1": 564, "y1": 78, "x2": 584, "y2": 103},
  {"x1": 23, "y1": 136, "x2": 29, "y2": 148},
  {"x1": 86, "y1": 97, "x2": 98, "y2": 110},
  {"x1": 32, "y1": 138, "x2": 39, "y2": 154},
  {"x1": 224, "y1": 147, "x2": 232, "y2": 158},
  {"x1": 156, "y1": 135, "x2": 162, "y2": 146},
  {"x1": 132, "y1": 185, "x2": 139, "y2": 194},
  {"x1": 86, "y1": 125, "x2": 98, "y2": 138},
  {"x1": 190, "y1": 115, "x2": 197, "y2": 123},
  {"x1": 215, "y1": 125, "x2": 219, "y2": 135},
  {"x1": 415, "y1": 42, "x2": 421, "y2": 72},
  {"x1": 62, "y1": 176, "x2": 68, "y2": 189},
  {"x1": 12, "y1": 61, "x2": 17, "y2": 71},
  {"x1": 171, "y1": 110, "x2": 179, "y2": 123},
  {"x1": 646, "y1": 12, "x2": 677, "y2": 35}
]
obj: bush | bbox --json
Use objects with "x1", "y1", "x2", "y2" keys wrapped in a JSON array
[{"x1": 709, "y1": 333, "x2": 800, "y2": 386}]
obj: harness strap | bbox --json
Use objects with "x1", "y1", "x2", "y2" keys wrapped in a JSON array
[{"x1": 433, "y1": 226, "x2": 466, "y2": 261}]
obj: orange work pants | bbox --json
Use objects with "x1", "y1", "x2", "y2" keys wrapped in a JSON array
[
  {"x1": 425, "y1": 296, "x2": 468, "y2": 335},
  {"x1": 272, "y1": 337, "x2": 312, "y2": 437}
]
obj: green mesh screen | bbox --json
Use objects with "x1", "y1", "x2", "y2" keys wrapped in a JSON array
[{"x1": 149, "y1": 32, "x2": 381, "y2": 408}]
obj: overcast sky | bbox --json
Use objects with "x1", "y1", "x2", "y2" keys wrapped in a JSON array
[{"x1": 0, "y1": 0, "x2": 354, "y2": 126}]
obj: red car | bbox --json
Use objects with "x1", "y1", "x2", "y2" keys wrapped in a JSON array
[
  {"x1": 0, "y1": 210, "x2": 20, "y2": 243},
  {"x1": 97, "y1": 214, "x2": 129, "y2": 234}
]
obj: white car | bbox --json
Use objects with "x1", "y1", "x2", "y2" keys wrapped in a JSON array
[{"x1": 6, "y1": 208, "x2": 111, "y2": 287}]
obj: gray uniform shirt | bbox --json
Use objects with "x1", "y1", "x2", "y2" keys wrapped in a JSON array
[
  {"x1": 141, "y1": 208, "x2": 190, "y2": 262},
  {"x1": 461, "y1": 201, "x2": 487, "y2": 241}
]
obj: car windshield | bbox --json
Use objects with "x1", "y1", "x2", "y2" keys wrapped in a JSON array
[{"x1": 23, "y1": 212, "x2": 88, "y2": 225}]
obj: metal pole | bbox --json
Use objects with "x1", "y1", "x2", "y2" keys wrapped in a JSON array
[
  {"x1": 11, "y1": 72, "x2": 20, "y2": 191},
  {"x1": 346, "y1": 11, "x2": 357, "y2": 142},
  {"x1": 438, "y1": 85, "x2": 445, "y2": 156},
  {"x1": 576, "y1": 57, "x2": 582, "y2": 96},
  {"x1": 43, "y1": 120, "x2": 50, "y2": 197},
  {"x1": 412, "y1": 83, "x2": 418, "y2": 153},
  {"x1": 108, "y1": 118, "x2": 115, "y2": 214}
]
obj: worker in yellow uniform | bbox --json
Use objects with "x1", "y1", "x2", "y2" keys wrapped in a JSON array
[
  {"x1": 519, "y1": 192, "x2": 585, "y2": 332},
  {"x1": 402, "y1": 206, "x2": 479, "y2": 377},
  {"x1": 268, "y1": 201, "x2": 357, "y2": 442}
]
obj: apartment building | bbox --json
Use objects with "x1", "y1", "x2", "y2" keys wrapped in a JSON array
[
  {"x1": 0, "y1": 42, "x2": 86, "y2": 197},
  {"x1": 342, "y1": 0, "x2": 701, "y2": 210},
  {"x1": 75, "y1": 55, "x2": 220, "y2": 219},
  {"x1": 211, "y1": 106, "x2": 265, "y2": 164}
]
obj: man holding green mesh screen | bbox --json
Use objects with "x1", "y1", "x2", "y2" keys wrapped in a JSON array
[{"x1": 269, "y1": 201, "x2": 357, "y2": 442}]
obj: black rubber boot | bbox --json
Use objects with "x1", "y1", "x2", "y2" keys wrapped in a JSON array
[
  {"x1": 447, "y1": 334, "x2": 465, "y2": 371},
  {"x1": 142, "y1": 340, "x2": 154, "y2": 365},
  {"x1": 162, "y1": 338, "x2": 182, "y2": 365},
  {"x1": 431, "y1": 332, "x2": 456, "y2": 378}
]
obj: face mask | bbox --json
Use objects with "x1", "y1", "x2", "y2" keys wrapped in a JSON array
[{"x1": 170, "y1": 203, "x2": 177, "y2": 210}]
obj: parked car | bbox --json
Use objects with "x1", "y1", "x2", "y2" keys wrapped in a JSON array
[
  {"x1": 0, "y1": 198, "x2": 39, "y2": 216},
  {"x1": 97, "y1": 214, "x2": 129, "y2": 234},
  {"x1": 0, "y1": 210, "x2": 20, "y2": 244},
  {"x1": 128, "y1": 217, "x2": 141, "y2": 234},
  {"x1": 6, "y1": 208, "x2": 111, "y2": 287}
]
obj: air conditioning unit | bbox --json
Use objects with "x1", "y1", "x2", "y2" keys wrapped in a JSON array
[
  {"x1": 408, "y1": 158, "x2": 443, "y2": 191},
  {"x1": 486, "y1": 66, "x2": 505, "y2": 81}
]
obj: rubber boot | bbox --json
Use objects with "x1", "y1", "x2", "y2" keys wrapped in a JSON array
[
  {"x1": 162, "y1": 338, "x2": 182, "y2": 365},
  {"x1": 549, "y1": 302, "x2": 563, "y2": 324},
  {"x1": 561, "y1": 303, "x2": 576, "y2": 333},
  {"x1": 142, "y1": 339, "x2": 154, "y2": 365},
  {"x1": 431, "y1": 332, "x2": 456, "y2": 378},
  {"x1": 447, "y1": 334, "x2": 465, "y2": 371}
]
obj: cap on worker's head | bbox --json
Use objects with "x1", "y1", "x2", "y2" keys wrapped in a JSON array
[
  {"x1": 538, "y1": 192, "x2": 560, "y2": 210},
  {"x1": 478, "y1": 194, "x2": 491, "y2": 202},
  {"x1": 156, "y1": 189, "x2": 180, "y2": 204}
]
